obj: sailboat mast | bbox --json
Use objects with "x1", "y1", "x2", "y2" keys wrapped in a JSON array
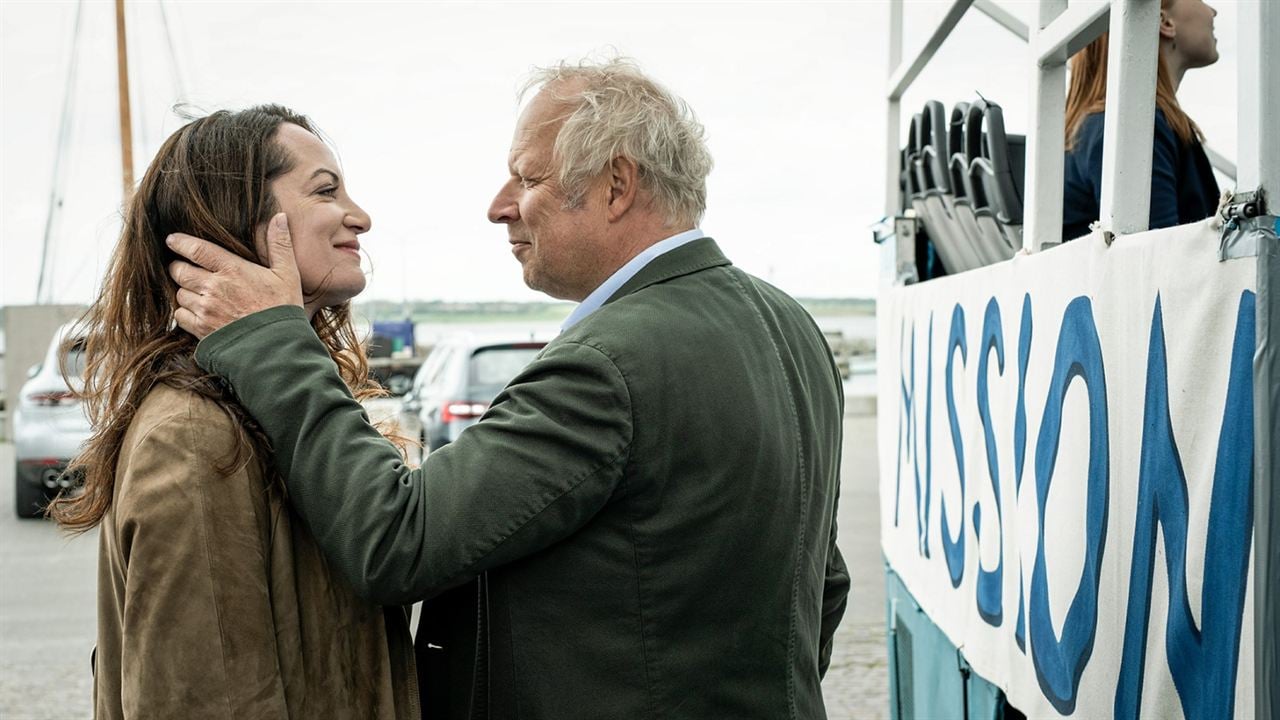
[{"x1": 114, "y1": 0, "x2": 134, "y2": 204}]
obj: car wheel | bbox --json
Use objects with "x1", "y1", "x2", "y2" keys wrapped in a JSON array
[{"x1": 14, "y1": 477, "x2": 49, "y2": 519}]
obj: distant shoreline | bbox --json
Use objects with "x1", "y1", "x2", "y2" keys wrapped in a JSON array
[{"x1": 355, "y1": 297, "x2": 876, "y2": 324}]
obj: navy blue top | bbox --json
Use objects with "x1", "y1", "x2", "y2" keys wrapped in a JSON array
[{"x1": 1063, "y1": 110, "x2": 1220, "y2": 241}]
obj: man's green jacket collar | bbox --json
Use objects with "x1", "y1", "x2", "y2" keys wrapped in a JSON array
[{"x1": 604, "y1": 237, "x2": 732, "y2": 307}]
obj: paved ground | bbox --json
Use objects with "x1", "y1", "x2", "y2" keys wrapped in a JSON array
[
  {"x1": 0, "y1": 443, "x2": 97, "y2": 719},
  {"x1": 823, "y1": 414, "x2": 888, "y2": 720},
  {"x1": 0, "y1": 416, "x2": 886, "y2": 719}
]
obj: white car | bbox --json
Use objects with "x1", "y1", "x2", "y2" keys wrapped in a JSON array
[{"x1": 13, "y1": 323, "x2": 90, "y2": 518}]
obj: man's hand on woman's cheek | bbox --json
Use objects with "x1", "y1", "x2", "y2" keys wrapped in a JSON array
[{"x1": 167, "y1": 213, "x2": 305, "y2": 339}]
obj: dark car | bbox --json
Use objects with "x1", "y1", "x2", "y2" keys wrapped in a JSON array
[{"x1": 400, "y1": 335, "x2": 547, "y2": 453}]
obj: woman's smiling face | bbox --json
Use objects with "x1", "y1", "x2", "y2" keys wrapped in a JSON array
[{"x1": 265, "y1": 123, "x2": 372, "y2": 313}]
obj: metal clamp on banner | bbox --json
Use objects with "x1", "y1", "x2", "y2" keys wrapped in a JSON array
[
  {"x1": 874, "y1": 215, "x2": 922, "y2": 286},
  {"x1": 1219, "y1": 188, "x2": 1277, "y2": 261}
]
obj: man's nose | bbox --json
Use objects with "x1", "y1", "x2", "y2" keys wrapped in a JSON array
[{"x1": 488, "y1": 185, "x2": 518, "y2": 225}]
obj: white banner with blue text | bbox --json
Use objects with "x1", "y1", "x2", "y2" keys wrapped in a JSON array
[{"x1": 878, "y1": 218, "x2": 1257, "y2": 719}]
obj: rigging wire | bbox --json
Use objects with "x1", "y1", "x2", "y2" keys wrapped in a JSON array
[
  {"x1": 131, "y1": 1, "x2": 149, "y2": 160},
  {"x1": 157, "y1": 0, "x2": 187, "y2": 102},
  {"x1": 36, "y1": 0, "x2": 85, "y2": 305},
  {"x1": 133, "y1": 0, "x2": 187, "y2": 171},
  {"x1": 44, "y1": 2, "x2": 189, "y2": 305}
]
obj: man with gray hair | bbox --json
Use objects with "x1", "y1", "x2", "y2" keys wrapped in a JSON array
[{"x1": 168, "y1": 58, "x2": 849, "y2": 718}]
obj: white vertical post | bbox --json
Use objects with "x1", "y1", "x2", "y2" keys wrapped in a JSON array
[
  {"x1": 885, "y1": 0, "x2": 904, "y2": 216},
  {"x1": 1240, "y1": 2, "x2": 1280, "y2": 717},
  {"x1": 1098, "y1": 0, "x2": 1160, "y2": 235},
  {"x1": 1237, "y1": 0, "x2": 1280, "y2": 195},
  {"x1": 1021, "y1": 0, "x2": 1070, "y2": 252}
]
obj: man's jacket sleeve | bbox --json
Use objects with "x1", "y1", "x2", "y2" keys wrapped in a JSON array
[
  {"x1": 196, "y1": 306, "x2": 633, "y2": 605},
  {"x1": 819, "y1": 533, "x2": 850, "y2": 678},
  {"x1": 818, "y1": 368, "x2": 849, "y2": 678}
]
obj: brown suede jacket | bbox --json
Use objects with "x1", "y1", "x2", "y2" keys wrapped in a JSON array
[{"x1": 93, "y1": 384, "x2": 418, "y2": 719}]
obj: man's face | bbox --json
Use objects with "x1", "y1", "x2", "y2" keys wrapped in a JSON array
[{"x1": 487, "y1": 87, "x2": 609, "y2": 302}]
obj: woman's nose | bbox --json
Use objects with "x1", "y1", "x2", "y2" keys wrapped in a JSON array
[{"x1": 347, "y1": 200, "x2": 372, "y2": 233}]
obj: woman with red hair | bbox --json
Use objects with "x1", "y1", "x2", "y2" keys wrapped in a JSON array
[{"x1": 1062, "y1": 0, "x2": 1222, "y2": 241}]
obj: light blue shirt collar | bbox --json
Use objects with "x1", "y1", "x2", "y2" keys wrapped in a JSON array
[{"x1": 561, "y1": 228, "x2": 706, "y2": 331}]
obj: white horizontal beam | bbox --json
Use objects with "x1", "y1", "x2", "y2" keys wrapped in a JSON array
[
  {"x1": 1203, "y1": 145, "x2": 1237, "y2": 183},
  {"x1": 973, "y1": 0, "x2": 1029, "y2": 42},
  {"x1": 887, "y1": 0, "x2": 974, "y2": 100},
  {"x1": 1034, "y1": 0, "x2": 1111, "y2": 67}
]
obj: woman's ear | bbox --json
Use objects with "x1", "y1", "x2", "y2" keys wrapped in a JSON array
[
  {"x1": 252, "y1": 223, "x2": 270, "y2": 264},
  {"x1": 1159, "y1": 9, "x2": 1176, "y2": 40}
]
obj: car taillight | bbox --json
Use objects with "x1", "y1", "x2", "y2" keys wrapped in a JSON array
[
  {"x1": 19, "y1": 458, "x2": 63, "y2": 468},
  {"x1": 27, "y1": 391, "x2": 77, "y2": 407},
  {"x1": 442, "y1": 401, "x2": 488, "y2": 422}
]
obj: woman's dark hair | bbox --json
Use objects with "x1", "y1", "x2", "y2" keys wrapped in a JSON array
[{"x1": 49, "y1": 104, "x2": 400, "y2": 531}]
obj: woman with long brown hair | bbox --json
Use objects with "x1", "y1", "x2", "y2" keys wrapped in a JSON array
[
  {"x1": 1062, "y1": 0, "x2": 1222, "y2": 241},
  {"x1": 48, "y1": 105, "x2": 418, "y2": 718}
]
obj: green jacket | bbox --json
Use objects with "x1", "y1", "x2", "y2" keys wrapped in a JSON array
[{"x1": 197, "y1": 238, "x2": 850, "y2": 719}]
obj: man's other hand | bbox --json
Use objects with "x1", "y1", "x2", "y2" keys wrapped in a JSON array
[{"x1": 167, "y1": 213, "x2": 304, "y2": 339}]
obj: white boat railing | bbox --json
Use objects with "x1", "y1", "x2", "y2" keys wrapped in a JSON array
[
  {"x1": 882, "y1": 0, "x2": 1279, "y2": 716},
  {"x1": 886, "y1": 0, "x2": 1271, "y2": 243}
]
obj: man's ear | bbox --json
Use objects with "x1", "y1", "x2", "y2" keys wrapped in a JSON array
[
  {"x1": 1159, "y1": 9, "x2": 1176, "y2": 40},
  {"x1": 605, "y1": 156, "x2": 639, "y2": 222}
]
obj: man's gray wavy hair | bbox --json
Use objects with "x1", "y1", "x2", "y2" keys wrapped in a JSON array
[{"x1": 521, "y1": 57, "x2": 713, "y2": 228}]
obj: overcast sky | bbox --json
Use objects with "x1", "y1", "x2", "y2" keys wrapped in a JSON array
[{"x1": 0, "y1": 0, "x2": 1240, "y2": 307}]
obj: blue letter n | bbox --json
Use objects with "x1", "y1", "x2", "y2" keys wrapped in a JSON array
[{"x1": 1114, "y1": 291, "x2": 1255, "y2": 720}]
